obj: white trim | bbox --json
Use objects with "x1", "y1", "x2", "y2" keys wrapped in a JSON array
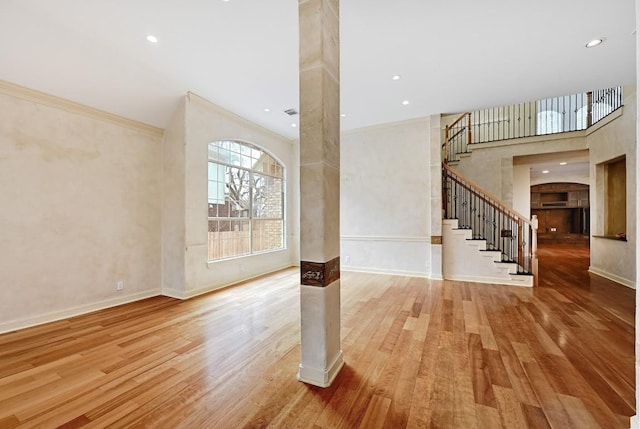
[
  {"x1": 340, "y1": 235, "x2": 430, "y2": 243},
  {"x1": 0, "y1": 79, "x2": 164, "y2": 137},
  {"x1": 297, "y1": 350, "x2": 344, "y2": 388},
  {"x1": 187, "y1": 92, "x2": 292, "y2": 142},
  {"x1": 166, "y1": 264, "x2": 297, "y2": 300},
  {"x1": 444, "y1": 274, "x2": 533, "y2": 287},
  {"x1": 588, "y1": 266, "x2": 636, "y2": 289},
  {"x1": 0, "y1": 290, "x2": 160, "y2": 335},
  {"x1": 343, "y1": 266, "x2": 429, "y2": 278},
  {"x1": 161, "y1": 287, "x2": 186, "y2": 300}
]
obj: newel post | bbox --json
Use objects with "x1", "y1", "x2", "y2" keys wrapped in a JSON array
[{"x1": 531, "y1": 214, "x2": 538, "y2": 256}]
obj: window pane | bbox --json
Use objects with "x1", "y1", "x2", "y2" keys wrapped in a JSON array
[
  {"x1": 208, "y1": 162, "x2": 225, "y2": 204},
  {"x1": 252, "y1": 220, "x2": 284, "y2": 253},
  {"x1": 209, "y1": 219, "x2": 250, "y2": 259},
  {"x1": 226, "y1": 167, "x2": 250, "y2": 218},
  {"x1": 208, "y1": 140, "x2": 285, "y2": 261},
  {"x1": 252, "y1": 174, "x2": 282, "y2": 218}
]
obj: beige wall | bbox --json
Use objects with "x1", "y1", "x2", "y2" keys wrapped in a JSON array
[
  {"x1": 0, "y1": 83, "x2": 298, "y2": 332},
  {"x1": 162, "y1": 93, "x2": 298, "y2": 298},
  {"x1": 588, "y1": 85, "x2": 636, "y2": 288},
  {"x1": 340, "y1": 118, "x2": 432, "y2": 276},
  {"x1": 512, "y1": 164, "x2": 530, "y2": 217},
  {"x1": 161, "y1": 98, "x2": 187, "y2": 295},
  {"x1": 0, "y1": 82, "x2": 163, "y2": 333}
]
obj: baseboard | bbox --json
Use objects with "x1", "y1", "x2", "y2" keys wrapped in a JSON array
[
  {"x1": 588, "y1": 266, "x2": 635, "y2": 289},
  {"x1": 443, "y1": 274, "x2": 533, "y2": 287},
  {"x1": 0, "y1": 290, "x2": 160, "y2": 335},
  {"x1": 342, "y1": 266, "x2": 430, "y2": 278},
  {"x1": 297, "y1": 350, "x2": 345, "y2": 388},
  {"x1": 163, "y1": 264, "x2": 298, "y2": 300},
  {"x1": 161, "y1": 287, "x2": 186, "y2": 300}
]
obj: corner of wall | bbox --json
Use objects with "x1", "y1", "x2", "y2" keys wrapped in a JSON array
[{"x1": 161, "y1": 96, "x2": 188, "y2": 296}]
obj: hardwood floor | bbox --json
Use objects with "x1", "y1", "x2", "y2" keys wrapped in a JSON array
[{"x1": 0, "y1": 244, "x2": 635, "y2": 428}]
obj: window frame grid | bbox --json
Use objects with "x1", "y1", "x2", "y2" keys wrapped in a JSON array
[{"x1": 207, "y1": 140, "x2": 285, "y2": 261}]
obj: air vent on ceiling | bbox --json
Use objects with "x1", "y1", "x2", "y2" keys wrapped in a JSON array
[{"x1": 284, "y1": 108, "x2": 298, "y2": 116}]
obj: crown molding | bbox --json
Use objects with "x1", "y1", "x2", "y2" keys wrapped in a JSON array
[
  {"x1": 0, "y1": 79, "x2": 164, "y2": 138},
  {"x1": 187, "y1": 91, "x2": 292, "y2": 143}
]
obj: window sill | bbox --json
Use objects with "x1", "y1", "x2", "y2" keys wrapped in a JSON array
[
  {"x1": 206, "y1": 248, "x2": 288, "y2": 268},
  {"x1": 592, "y1": 235, "x2": 627, "y2": 242}
]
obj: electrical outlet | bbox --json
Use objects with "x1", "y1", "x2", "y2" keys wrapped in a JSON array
[
  {"x1": 116, "y1": 281, "x2": 124, "y2": 291},
  {"x1": 344, "y1": 255, "x2": 350, "y2": 264}
]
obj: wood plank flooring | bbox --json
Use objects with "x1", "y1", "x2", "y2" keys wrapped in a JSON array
[{"x1": 0, "y1": 244, "x2": 635, "y2": 428}]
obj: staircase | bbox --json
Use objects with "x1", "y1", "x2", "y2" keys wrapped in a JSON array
[
  {"x1": 442, "y1": 163, "x2": 535, "y2": 287},
  {"x1": 438, "y1": 88, "x2": 623, "y2": 287}
]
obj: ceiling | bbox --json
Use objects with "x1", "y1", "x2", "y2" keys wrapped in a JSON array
[
  {"x1": 0, "y1": 0, "x2": 635, "y2": 140},
  {"x1": 514, "y1": 150, "x2": 590, "y2": 184}
]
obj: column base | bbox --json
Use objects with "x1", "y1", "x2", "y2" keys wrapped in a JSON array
[{"x1": 297, "y1": 350, "x2": 344, "y2": 388}]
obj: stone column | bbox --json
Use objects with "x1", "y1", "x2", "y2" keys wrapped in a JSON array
[{"x1": 297, "y1": 0, "x2": 343, "y2": 388}]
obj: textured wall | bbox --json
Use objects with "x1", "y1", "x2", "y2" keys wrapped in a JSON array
[
  {"x1": 588, "y1": 85, "x2": 636, "y2": 288},
  {"x1": 340, "y1": 118, "x2": 432, "y2": 276},
  {"x1": 0, "y1": 85, "x2": 162, "y2": 332}
]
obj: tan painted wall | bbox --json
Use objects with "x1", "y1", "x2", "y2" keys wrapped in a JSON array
[
  {"x1": 161, "y1": 98, "x2": 187, "y2": 295},
  {"x1": 588, "y1": 85, "x2": 636, "y2": 288},
  {"x1": 340, "y1": 118, "x2": 432, "y2": 276},
  {"x1": 0, "y1": 82, "x2": 163, "y2": 333}
]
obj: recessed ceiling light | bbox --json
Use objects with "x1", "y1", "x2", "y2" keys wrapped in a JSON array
[
  {"x1": 402, "y1": 100, "x2": 410, "y2": 105},
  {"x1": 585, "y1": 38, "x2": 604, "y2": 48},
  {"x1": 291, "y1": 123, "x2": 297, "y2": 128},
  {"x1": 340, "y1": 113, "x2": 346, "y2": 117},
  {"x1": 392, "y1": 75, "x2": 401, "y2": 81},
  {"x1": 559, "y1": 162, "x2": 567, "y2": 165},
  {"x1": 146, "y1": 35, "x2": 158, "y2": 43},
  {"x1": 264, "y1": 108, "x2": 270, "y2": 112},
  {"x1": 542, "y1": 170, "x2": 550, "y2": 174}
]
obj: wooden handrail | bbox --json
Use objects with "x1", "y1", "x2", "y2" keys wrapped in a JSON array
[
  {"x1": 443, "y1": 112, "x2": 472, "y2": 164},
  {"x1": 443, "y1": 163, "x2": 531, "y2": 226},
  {"x1": 446, "y1": 112, "x2": 470, "y2": 131}
]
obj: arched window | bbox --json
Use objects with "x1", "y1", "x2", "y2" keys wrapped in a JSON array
[
  {"x1": 536, "y1": 110, "x2": 563, "y2": 135},
  {"x1": 208, "y1": 140, "x2": 284, "y2": 261}
]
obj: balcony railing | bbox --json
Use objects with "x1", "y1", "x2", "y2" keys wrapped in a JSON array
[{"x1": 443, "y1": 87, "x2": 623, "y2": 163}]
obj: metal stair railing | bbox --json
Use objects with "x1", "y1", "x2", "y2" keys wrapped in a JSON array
[{"x1": 442, "y1": 163, "x2": 537, "y2": 275}]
